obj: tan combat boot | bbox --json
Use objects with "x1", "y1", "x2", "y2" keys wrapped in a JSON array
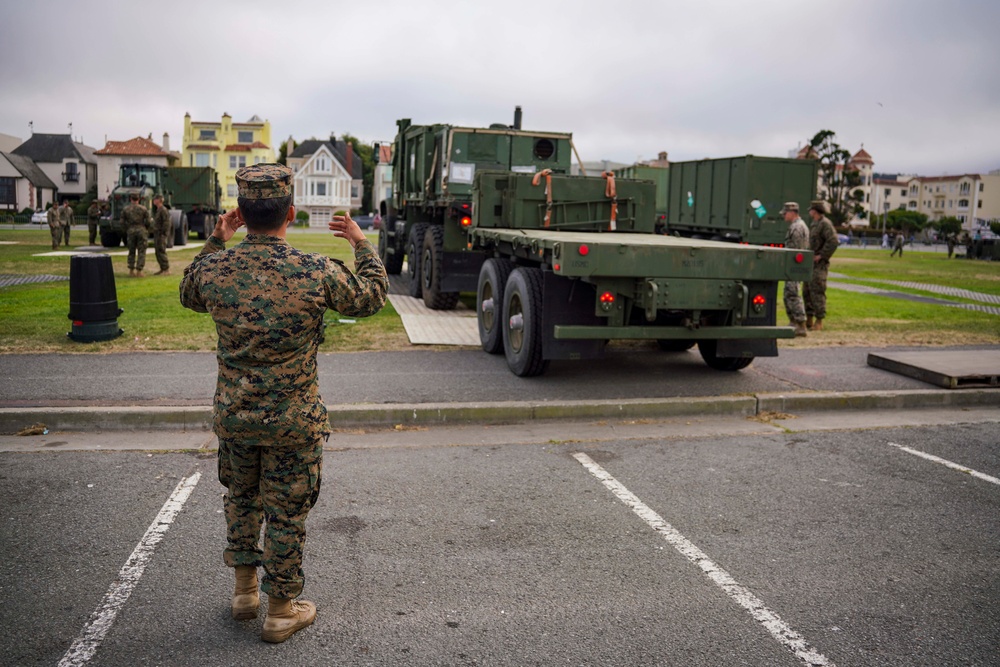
[
  {"x1": 793, "y1": 322, "x2": 808, "y2": 337},
  {"x1": 231, "y1": 565, "x2": 260, "y2": 620},
  {"x1": 813, "y1": 318, "x2": 824, "y2": 331},
  {"x1": 135, "y1": 270, "x2": 144, "y2": 278},
  {"x1": 806, "y1": 315, "x2": 814, "y2": 330},
  {"x1": 128, "y1": 268, "x2": 135, "y2": 277},
  {"x1": 261, "y1": 596, "x2": 317, "y2": 643}
]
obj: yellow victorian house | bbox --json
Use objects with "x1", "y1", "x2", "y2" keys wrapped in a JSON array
[{"x1": 181, "y1": 112, "x2": 274, "y2": 210}]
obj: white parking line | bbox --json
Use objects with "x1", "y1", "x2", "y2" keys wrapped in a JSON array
[
  {"x1": 57, "y1": 472, "x2": 202, "y2": 667},
  {"x1": 573, "y1": 452, "x2": 836, "y2": 667},
  {"x1": 888, "y1": 442, "x2": 1000, "y2": 486}
]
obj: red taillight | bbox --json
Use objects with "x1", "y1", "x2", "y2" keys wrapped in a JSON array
[
  {"x1": 578, "y1": 244, "x2": 589, "y2": 256},
  {"x1": 460, "y1": 216, "x2": 472, "y2": 227},
  {"x1": 599, "y1": 292, "x2": 615, "y2": 304},
  {"x1": 461, "y1": 203, "x2": 470, "y2": 210},
  {"x1": 752, "y1": 294, "x2": 766, "y2": 306},
  {"x1": 553, "y1": 264, "x2": 561, "y2": 271},
  {"x1": 72, "y1": 320, "x2": 83, "y2": 326},
  {"x1": 795, "y1": 252, "x2": 804, "y2": 263}
]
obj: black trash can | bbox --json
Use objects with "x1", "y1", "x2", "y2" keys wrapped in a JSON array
[{"x1": 67, "y1": 253, "x2": 124, "y2": 342}]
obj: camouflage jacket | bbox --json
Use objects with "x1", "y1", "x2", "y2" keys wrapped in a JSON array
[
  {"x1": 47, "y1": 207, "x2": 61, "y2": 229},
  {"x1": 179, "y1": 235, "x2": 388, "y2": 445},
  {"x1": 785, "y1": 217, "x2": 809, "y2": 250},
  {"x1": 809, "y1": 216, "x2": 839, "y2": 262},
  {"x1": 60, "y1": 205, "x2": 74, "y2": 226},
  {"x1": 87, "y1": 203, "x2": 101, "y2": 220},
  {"x1": 121, "y1": 203, "x2": 151, "y2": 231},
  {"x1": 153, "y1": 206, "x2": 171, "y2": 236}
]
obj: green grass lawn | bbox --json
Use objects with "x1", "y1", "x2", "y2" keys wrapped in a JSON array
[{"x1": 1, "y1": 229, "x2": 997, "y2": 352}]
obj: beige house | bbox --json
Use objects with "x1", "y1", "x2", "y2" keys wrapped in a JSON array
[
  {"x1": 902, "y1": 173, "x2": 1000, "y2": 232},
  {"x1": 287, "y1": 136, "x2": 363, "y2": 226},
  {"x1": 0, "y1": 151, "x2": 58, "y2": 212},
  {"x1": 10, "y1": 133, "x2": 97, "y2": 201}
]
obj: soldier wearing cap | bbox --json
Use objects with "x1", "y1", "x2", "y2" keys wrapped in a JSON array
[
  {"x1": 46, "y1": 203, "x2": 62, "y2": 250},
  {"x1": 60, "y1": 200, "x2": 74, "y2": 246},
  {"x1": 122, "y1": 193, "x2": 152, "y2": 277},
  {"x1": 151, "y1": 195, "x2": 172, "y2": 275},
  {"x1": 180, "y1": 163, "x2": 387, "y2": 643},
  {"x1": 781, "y1": 202, "x2": 810, "y2": 337},
  {"x1": 804, "y1": 200, "x2": 839, "y2": 331}
]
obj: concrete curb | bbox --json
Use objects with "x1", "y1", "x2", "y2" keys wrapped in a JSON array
[{"x1": 1, "y1": 389, "x2": 996, "y2": 434}]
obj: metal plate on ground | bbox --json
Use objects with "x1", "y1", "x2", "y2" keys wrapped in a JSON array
[{"x1": 867, "y1": 350, "x2": 1000, "y2": 389}]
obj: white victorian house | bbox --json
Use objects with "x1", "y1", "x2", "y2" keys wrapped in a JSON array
[{"x1": 288, "y1": 136, "x2": 363, "y2": 227}]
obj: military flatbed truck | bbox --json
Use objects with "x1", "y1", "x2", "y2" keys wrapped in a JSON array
[
  {"x1": 99, "y1": 164, "x2": 189, "y2": 248},
  {"x1": 470, "y1": 170, "x2": 812, "y2": 376}
]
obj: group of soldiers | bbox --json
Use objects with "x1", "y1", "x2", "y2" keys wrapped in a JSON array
[
  {"x1": 44, "y1": 196, "x2": 171, "y2": 276},
  {"x1": 781, "y1": 200, "x2": 839, "y2": 337}
]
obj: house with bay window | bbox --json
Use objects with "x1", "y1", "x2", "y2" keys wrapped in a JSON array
[
  {"x1": 287, "y1": 136, "x2": 364, "y2": 227},
  {"x1": 10, "y1": 133, "x2": 97, "y2": 202}
]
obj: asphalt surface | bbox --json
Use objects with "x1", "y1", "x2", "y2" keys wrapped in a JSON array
[{"x1": 0, "y1": 346, "x2": 981, "y2": 409}]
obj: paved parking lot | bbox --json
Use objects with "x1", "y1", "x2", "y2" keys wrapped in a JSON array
[{"x1": 3, "y1": 417, "x2": 997, "y2": 666}]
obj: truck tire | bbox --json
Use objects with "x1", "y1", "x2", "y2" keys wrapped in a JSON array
[
  {"x1": 503, "y1": 267, "x2": 549, "y2": 377},
  {"x1": 172, "y1": 211, "x2": 188, "y2": 247},
  {"x1": 378, "y1": 224, "x2": 403, "y2": 275},
  {"x1": 407, "y1": 223, "x2": 428, "y2": 298},
  {"x1": 421, "y1": 226, "x2": 459, "y2": 310},
  {"x1": 100, "y1": 230, "x2": 122, "y2": 248},
  {"x1": 697, "y1": 340, "x2": 754, "y2": 371},
  {"x1": 656, "y1": 339, "x2": 695, "y2": 352},
  {"x1": 477, "y1": 257, "x2": 514, "y2": 354}
]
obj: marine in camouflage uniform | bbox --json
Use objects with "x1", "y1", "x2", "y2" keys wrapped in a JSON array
[
  {"x1": 87, "y1": 201, "x2": 102, "y2": 245},
  {"x1": 122, "y1": 194, "x2": 152, "y2": 276},
  {"x1": 179, "y1": 163, "x2": 387, "y2": 642},
  {"x1": 152, "y1": 195, "x2": 172, "y2": 275},
  {"x1": 60, "y1": 200, "x2": 74, "y2": 246},
  {"x1": 46, "y1": 205, "x2": 62, "y2": 250},
  {"x1": 780, "y1": 202, "x2": 810, "y2": 337},
  {"x1": 804, "y1": 200, "x2": 839, "y2": 330}
]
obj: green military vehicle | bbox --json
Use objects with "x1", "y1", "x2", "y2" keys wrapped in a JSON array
[
  {"x1": 162, "y1": 166, "x2": 222, "y2": 240},
  {"x1": 467, "y1": 170, "x2": 813, "y2": 376},
  {"x1": 376, "y1": 107, "x2": 575, "y2": 309},
  {"x1": 664, "y1": 155, "x2": 819, "y2": 246},
  {"x1": 99, "y1": 163, "x2": 189, "y2": 248}
]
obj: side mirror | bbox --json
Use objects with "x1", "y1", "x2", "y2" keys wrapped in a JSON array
[{"x1": 372, "y1": 142, "x2": 381, "y2": 164}]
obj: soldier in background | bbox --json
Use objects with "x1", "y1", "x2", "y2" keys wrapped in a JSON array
[
  {"x1": 60, "y1": 200, "x2": 74, "y2": 246},
  {"x1": 122, "y1": 193, "x2": 152, "y2": 277},
  {"x1": 781, "y1": 202, "x2": 809, "y2": 337},
  {"x1": 890, "y1": 230, "x2": 905, "y2": 257},
  {"x1": 152, "y1": 195, "x2": 171, "y2": 275},
  {"x1": 46, "y1": 203, "x2": 62, "y2": 250},
  {"x1": 87, "y1": 200, "x2": 102, "y2": 246},
  {"x1": 179, "y1": 164, "x2": 387, "y2": 643},
  {"x1": 804, "y1": 200, "x2": 839, "y2": 331},
  {"x1": 946, "y1": 233, "x2": 956, "y2": 259}
]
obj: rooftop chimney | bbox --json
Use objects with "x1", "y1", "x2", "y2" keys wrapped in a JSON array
[
  {"x1": 162, "y1": 132, "x2": 170, "y2": 152},
  {"x1": 346, "y1": 142, "x2": 354, "y2": 176}
]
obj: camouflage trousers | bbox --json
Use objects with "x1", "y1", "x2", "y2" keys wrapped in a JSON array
[
  {"x1": 88, "y1": 219, "x2": 99, "y2": 245},
  {"x1": 49, "y1": 225, "x2": 62, "y2": 250},
  {"x1": 154, "y1": 232, "x2": 170, "y2": 271},
  {"x1": 62, "y1": 224, "x2": 71, "y2": 245},
  {"x1": 803, "y1": 260, "x2": 830, "y2": 320},
  {"x1": 126, "y1": 227, "x2": 148, "y2": 270},
  {"x1": 218, "y1": 437, "x2": 323, "y2": 599},
  {"x1": 783, "y1": 280, "x2": 806, "y2": 324}
]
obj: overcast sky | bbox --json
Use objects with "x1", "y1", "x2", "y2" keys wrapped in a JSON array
[{"x1": 2, "y1": 0, "x2": 998, "y2": 176}]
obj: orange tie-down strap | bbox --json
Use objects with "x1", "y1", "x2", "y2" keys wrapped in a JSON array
[
  {"x1": 601, "y1": 171, "x2": 618, "y2": 230},
  {"x1": 531, "y1": 168, "x2": 553, "y2": 227}
]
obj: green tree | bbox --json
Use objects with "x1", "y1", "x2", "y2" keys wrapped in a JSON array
[
  {"x1": 935, "y1": 216, "x2": 962, "y2": 238},
  {"x1": 807, "y1": 129, "x2": 864, "y2": 225},
  {"x1": 277, "y1": 139, "x2": 296, "y2": 166},
  {"x1": 340, "y1": 133, "x2": 374, "y2": 213},
  {"x1": 990, "y1": 220, "x2": 1000, "y2": 236},
  {"x1": 885, "y1": 209, "x2": 929, "y2": 234}
]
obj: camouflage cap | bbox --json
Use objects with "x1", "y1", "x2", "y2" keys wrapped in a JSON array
[
  {"x1": 236, "y1": 163, "x2": 293, "y2": 200},
  {"x1": 781, "y1": 201, "x2": 799, "y2": 213},
  {"x1": 809, "y1": 200, "x2": 829, "y2": 214}
]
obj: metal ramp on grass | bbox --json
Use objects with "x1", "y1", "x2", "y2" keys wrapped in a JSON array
[{"x1": 867, "y1": 350, "x2": 1000, "y2": 389}]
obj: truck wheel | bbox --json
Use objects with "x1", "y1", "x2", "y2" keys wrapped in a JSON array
[
  {"x1": 100, "y1": 230, "x2": 122, "y2": 248},
  {"x1": 697, "y1": 340, "x2": 754, "y2": 371},
  {"x1": 407, "y1": 223, "x2": 428, "y2": 298},
  {"x1": 503, "y1": 267, "x2": 549, "y2": 377},
  {"x1": 379, "y1": 224, "x2": 403, "y2": 275},
  {"x1": 656, "y1": 339, "x2": 695, "y2": 352},
  {"x1": 173, "y1": 212, "x2": 188, "y2": 246},
  {"x1": 421, "y1": 226, "x2": 459, "y2": 310},
  {"x1": 477, "y1": 257, "x2": 514, "y2": 354}
]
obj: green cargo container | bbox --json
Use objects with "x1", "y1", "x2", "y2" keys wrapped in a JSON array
[
  {"x1": 162, "y1": 166, "x2": 221, "y2": 239},
  {"x1": 665, "y1": 155, "x2": 818, "y2": 246},
  {"x1": 615, "y1": 164, "x2": 669, "y2": 222}
]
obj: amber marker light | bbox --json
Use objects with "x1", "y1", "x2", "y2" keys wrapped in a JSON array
[{"x1": 460, "y1": 216, "x2": 472, "y2": 227}]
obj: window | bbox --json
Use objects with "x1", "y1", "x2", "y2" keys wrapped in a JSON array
[
  {"x1": 884, "y1": 188, "x2": 891, "y2": 197},
  {"x1": 199, "y1": 129, "x2": 216, "y2": 140},
  {"x1": 0, "y1": 177, "x2": 15, "y2": 205},
  {"x1": 227, "y1": 184, "x2": 237, "y2": 198},
  {"x1": 979, "y1": 183, "x2": 984, "y2": 192},
  {"x1": 238, "y1": 131, "x2": 253, "y2": 143},
  {"x1": 979, "y1": 200, "x2": 983, "y2": 208},
  {"x1": 900, "y1": 189, "x2": 906, "y2": 196},
  {"x1": 63, "y1": 162, "x2": 79, "y2": 182},
  {"x1": 960, "y1": 182, "x2": 970, "y2": 194},
  {"x1": 316, "y1": 156, "x2": 328, "y2": 172},
  {"x1": 195, "y1": 153, "x2": 209, "y2": 167},
  {"x1": 254, "y1": 156, "x2": 263, "y2": 164},
  {"x1": 229, "y1": 156, "x2": 247, "y2": 169},
  {"x1": 351, "y1": 183, "x2": 358, "y2": 198},
  {"x1": 959, "y1": 215, "x2": 966, "y2": 223},
  {"x1": 316, "y1": 182, "x2": 326, "y2": 196}
]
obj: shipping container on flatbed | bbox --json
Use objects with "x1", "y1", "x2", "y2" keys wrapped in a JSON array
[{"x1": 665, "y1": 155, "x2": 818, "y2": 246}]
